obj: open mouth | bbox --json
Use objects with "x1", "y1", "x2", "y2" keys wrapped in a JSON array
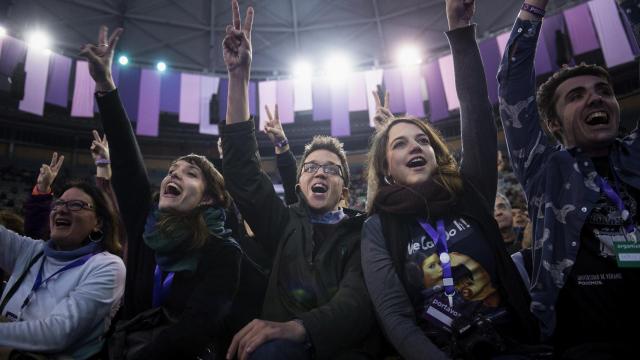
[
  {"x1": 54, "y1": 218, "x2": 71, "y2": 228},
  {"x1": 585, "y1": 111, "x2": 609, "y2": 126},
  {"x1": 406, "y1": 156, "x2": 427, "y2": 168},
  {"x1": 164, "y1": 182, "x2": 182, "y2": 197},
  {"x1": 311, "y1": 183, "x2": 328, "y2": 194}
]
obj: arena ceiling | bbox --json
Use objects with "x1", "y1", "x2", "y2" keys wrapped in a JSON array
[{"x1": 4, "y1": 0, "x2": 580, "y2": 79}]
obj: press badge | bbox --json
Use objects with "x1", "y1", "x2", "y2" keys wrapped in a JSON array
[{"x1": 614, "y1": 242, "x2": 640, "y2": 268}]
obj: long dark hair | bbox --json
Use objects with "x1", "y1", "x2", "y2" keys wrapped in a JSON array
[{"x1": 58, "y1": 181, "x2": 123, "y2": 256}]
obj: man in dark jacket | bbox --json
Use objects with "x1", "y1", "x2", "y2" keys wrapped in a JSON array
[{"x1": 221, "y1": 2, "x2": 374, "y2": 360}]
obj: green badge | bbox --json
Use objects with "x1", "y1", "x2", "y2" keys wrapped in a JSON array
[{"x1": 614, "y1": 242, "x2": 640, "y2": 268}]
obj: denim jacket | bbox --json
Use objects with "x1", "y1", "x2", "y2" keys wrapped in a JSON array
[{"x1": 497, "y1": 18, "x2": 640, "y2": 337}]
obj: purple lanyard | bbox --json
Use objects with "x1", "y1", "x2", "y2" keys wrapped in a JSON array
[
  {"x1": 21, "y1": 253, "x2": 95, "y2": 311},
  {"x1": 595, "y1": 176, "x2": 635, "y2": 234},
  {"x1": 417, "y1": 219, "x2": 455, "y2": 307},
  {"x1": 152, "y1": 265, "x2": 174, "y2": 308}
]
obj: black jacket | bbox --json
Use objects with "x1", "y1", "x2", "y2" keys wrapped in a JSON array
[
  {"x1": 221, "y1": 120, "x2": 375, "y2": 360},
  {"x1": 96, "y1": 90, "x2": 242, "y2": 359}
]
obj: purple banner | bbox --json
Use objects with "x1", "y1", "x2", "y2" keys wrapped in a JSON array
[
  {"x1": 330, "y1": 81, "x2": 350, "y2": 137},
  {"x1": 45, "y1": 53, "x2": 71, "y2": 108},
  {"x1": 383, "y1": 68, "x2": 406, "y2": 114},
  {"x1": 179, "y1": 73, "x2": 200, "y2": 124},
  {"x1": 564, "y1": 4, "x2": 600, "y2": 55},
  {"x1": 423, "y1": 61, "x2": 448, "y2": 122},
  {"x1": 70, "y1": 60, "x2": 96, "y2": 118},
  {"x1": 348, "y1": 72, "x2": 368, "y2": 112},
  {"x1": 496, "y1": 32, "x2": 510, "y2": 59},
  {"x1": 400, "y1": 66, "x2": 425, "y2": 117},
  {"x1": 217, "y1": 78, "x2": 228, "y2": 124},
  {"x1": 589, "y1": 0, "x2": 635, "y2": 67},
  {"x1": 479, "y1": 38, "x2": 501, "y2": 104},
  {"x1": 294, "y1": 78, "x2": 313, "y2": 111},
  {"x1": 136, "y1": 69, "x2": 161, "y2": 137},
  {"x1": 541, "y1": 13, "x2": 569, "y2": 70},
  {"x1": 277, "y1": 79, "x2": 295, "y2": 124},
  {"x1": 19, "y1": 48, "x2": 51, "y2": 116},
  {"x1": 259, "y1": 80, "x2": 277, "y2": 130},
  {"x1": 0, "y1": 36, "x2": 26, "y2": 76},
  {"x1": 249, "y1": 81, "x2": 257, "y2": 116},
  {"x1": 312, "y1": 78, "x2": 332, "y2": 121},
  {"x1": 439, "y1": 54, "x2": 459, "y2": 111},
  {"x1": 199, "y1": 76, "x2": 220, "y2": 135},
  {"x1": 364, "y1": 69, "x2": 383, "y2": 127},
  {"x1": 118, "y1": 66, "x2": 141, "y2": 122},
  {"x1": 160, "y1": 71, "x2": 180, "y2": 113},
  {"x1": 534, "y1": 26, "x2": 553, "y2": 75}
]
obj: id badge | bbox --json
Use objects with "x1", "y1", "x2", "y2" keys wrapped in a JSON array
[
  {"x1": 614, "y1": 241, "x2": 640, "y2": 268},
  {"x1": 423, "y1": 293, "x2": 463, "y2": 332}
]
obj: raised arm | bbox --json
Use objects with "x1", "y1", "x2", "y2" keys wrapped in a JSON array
[
  {"x1": 446, "y1": 0, "x2": 497, "y2": 204},
  {"x1": 81, "y1": 26, "x2": 152, "y2": 253},
  {"x1": 264, "y1": 104, "x2": 298, "y2": 205},
  {"x1": 361, "y1": 217, "x2": 448, "y2": 360},
  {"x1": 497, "y1": 0, "x2": 554, "y2": 190},
  {"x1": 221, "y1": 1, "x2": 291, "y2": 255},
  {"x1": 23, "y1": 152, "x2": 64, "y2": 239}
]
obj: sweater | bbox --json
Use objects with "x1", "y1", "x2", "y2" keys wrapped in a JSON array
[{"x1": 0, "y1": 226, "x2": 125, "y2": 359}]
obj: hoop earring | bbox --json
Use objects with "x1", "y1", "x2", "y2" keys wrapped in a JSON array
[
  {"x1": 89, "y1": 230, "x2": 104, "y2": 243},
  {"x1": 384, "y1": 175, "x2": 395, "y2": 185}
]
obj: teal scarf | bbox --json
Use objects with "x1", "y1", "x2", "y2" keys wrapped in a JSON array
[{"x1": 143, "y1": 205, "x2": 232, "y2": 272}]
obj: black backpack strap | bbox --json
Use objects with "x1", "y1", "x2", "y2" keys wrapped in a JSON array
[{"x1": 0, "y1": 251, "x2": 44, "y2": 315}]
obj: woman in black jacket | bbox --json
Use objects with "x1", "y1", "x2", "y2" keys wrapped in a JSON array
[
  {"x1": 361, "y1": 1, "x2": 538, "y2": 359},
  {"x1": 80, "y1": 26, "x2": 243, "y2": 359}
]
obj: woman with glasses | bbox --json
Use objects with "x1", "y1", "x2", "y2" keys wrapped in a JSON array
[
  {"x1": 0, "y1": 180, "x2": 126, "y2": 359},
  {"x1": 80, "y1": 25, "x2": 245, "y2": 359},
  {"x1": 361, "y1": 1, "x2": 538, "y2": 359}
]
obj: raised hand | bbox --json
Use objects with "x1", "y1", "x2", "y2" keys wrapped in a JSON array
[
  {"x1": 79, "y1": 25, "x2": 123, "y2": 92},
  {"x1": 90, "y1": 130, "x2": 112, "y2": 179},
  {"x1": 372, "y1": 89, "x2": 393, "y2": 131},
  {"x1": 223, "y1": 0, "x2": 254, "y2": 77},
  {"x1": 36, "y1": 152, "x2": 65, "y2": 193},
  {"x1": 445, "y1": 0, "x2": 475, "y2": 30},
  {"x1": 263, "y1": 104, "x2": 289, "y2": 153}
]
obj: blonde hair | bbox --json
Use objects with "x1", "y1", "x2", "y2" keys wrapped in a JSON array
[{"x1": 365, "y1": 117, "x2": 462, "y2": 213}]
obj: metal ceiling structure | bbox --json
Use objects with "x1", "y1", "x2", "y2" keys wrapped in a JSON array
[{"x1": 3, "y1": 0, "x2": 580, "y2": 79}]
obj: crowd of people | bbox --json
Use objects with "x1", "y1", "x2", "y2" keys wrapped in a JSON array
[{"x1": 0, "y1": 0, "x2": 637, "y2": 359}]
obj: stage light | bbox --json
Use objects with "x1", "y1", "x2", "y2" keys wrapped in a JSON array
[
  {"x1": 118, "y1": 55, "x2": 129, "y2": 65},
  {"x1": 26, "y1": 31, "x2": 51, "y2": 51},
  {"x1": 397, "y1": 45, "x2": 422, "y2": 67},
  {"x1": 292, "y1": 60, "x2": 313, "y2": 80},
  {"x1": 324, "y1": 53, "x2": 352, "y2": 83},
  {"x1": 156, "y1": 61, "x2": 167, "y2": 72},
  {"x1": 0, "y1": 26, "x2": 7, "y2": 38}
]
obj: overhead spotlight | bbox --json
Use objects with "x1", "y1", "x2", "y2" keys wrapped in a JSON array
[
  {"x1": 118, "y1": 55, "x2": 129, "y2": 65},
  {"x1": 0, "y1": 26, "x2": 7, "y2": 38},
  {"x1": 397, "y1": 45, "x2": 422, "y2": 67},
  {"x1": 324, "y1": 53, "x2": 352, "y2": 83},
  {"x1": 156, "y1": 61, "x2": 167, "y2": 72},
  {"x1": 292, "y1": 60, "x2": 313, "y2": 80},
  {"x1": 26, "y1": 30, "x2": 51, "y2": 51}
]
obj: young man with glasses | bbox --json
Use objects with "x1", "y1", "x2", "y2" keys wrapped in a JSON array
[{"x1": 219, "y1": 2, "x2": 375, "y2": 359}]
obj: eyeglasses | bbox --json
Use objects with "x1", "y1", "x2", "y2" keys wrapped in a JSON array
[
  {"x1": 302, "y1": 162, "x2": 343, "y2": 178},
  {"x1": 51, "y1": 199, "x2": 94, "y2": 212}
]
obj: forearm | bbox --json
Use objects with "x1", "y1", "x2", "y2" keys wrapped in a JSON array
[
  {"x1": 95, "y1": 165, "x2": 111, "y2": 180},
  {"x1": 226, "y1": 75, "x2": 250, "y2": 124}
]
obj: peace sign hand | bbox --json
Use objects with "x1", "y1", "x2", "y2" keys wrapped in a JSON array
[
  {"x1": 372, "y1": 89, "x2": 393, "y2": 131},
  {"x1": 263, "y1": 104, "x2": 287, "y2": 144},
  {"x1": 79, "y1": 25, "x2": 123, "y2": 91},
  {"x1": 90, "y1": 130, "x2": 110, "y2": 162},
  {"x1": 223, "y1": 0, "x2": 254, "y2": 77},
  {"x1": 36, "y1": 152, "x2": 65, "y2": 193}
]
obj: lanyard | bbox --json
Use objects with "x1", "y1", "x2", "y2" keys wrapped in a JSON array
[
  {"x1": 152, "y1": 265, "x2": 175, "y2": 308},
  {"x1": 417, "y1": 219, "x2": 455, "y2": 307},
  {"x1": 595, "y1": 176, "x2": 635, "y2": 235},
  {"x1": 20, "y1": 253, "x2": 95, "y2": 312}
]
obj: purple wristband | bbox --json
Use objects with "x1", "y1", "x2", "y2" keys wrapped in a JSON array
[
  {"x1": 521, "y1": 3, "x2": 546, "y2": 17},
  {"x1": 275, "y1": 138, "x2": 289, "y2": 148},
  {"x1": 95, "y1": 159, "x2": 111, "y2": 166}
]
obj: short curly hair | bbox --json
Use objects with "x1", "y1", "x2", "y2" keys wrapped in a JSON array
[{"x1": 536, "y1": 63, "x2": 612, "y2": 142}]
